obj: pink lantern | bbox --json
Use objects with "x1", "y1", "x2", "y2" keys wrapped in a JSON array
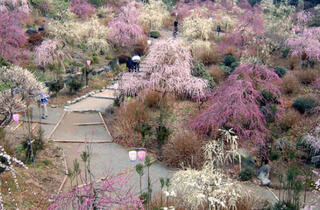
[
  {"x1": 86, "y1": 60, "x2": 91, "y2": 66},
  {"x1": 129, "y1": 150, "x2": 137, "y2": 162},
  {"x1": 137, "y1": 149, "x2": 146, "y2": 161},
  {"x1": 12, "y1": 114, "x2": 20, "y2": 123}
]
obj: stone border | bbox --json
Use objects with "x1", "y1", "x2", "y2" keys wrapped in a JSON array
[{"x1": 63, "y1": 80, "x2": 119, "y2": 112}]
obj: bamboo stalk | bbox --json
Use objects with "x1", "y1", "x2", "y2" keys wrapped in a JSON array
[
  {"x1": 12, "y1": 122, "x2": 23, "y2": 132},
  {"x1": 48, "y1": 111, "x2": 66, "y2": 140},
  {"x1": 57, "y1": 175, "x2": 68, "y2": 194}
]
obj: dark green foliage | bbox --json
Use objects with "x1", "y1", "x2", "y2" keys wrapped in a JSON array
[
  {"x1": 49, "y1": 80, "x2": 64, "y2": 95},
  {"x1": 156, "y1": 125, "x2": 170, "y2": 148},
  {"x1": 162, "y1": 0, "x2": 178, "y2": 9},
  {"x1": 308, "y1": 14, "x2": 320, "y2": 27},
  {"x1": 0, "y1": 156, "x2": 9, "y2": 173},
  {"x1": 68, "y1": 78, "x2": 82, "y2": 93},
  {"x1": 292, "y1": 97, "x2": 317, "y2": 114},
  {"x1": 134, "y1": 122, "x2": 152, "y2": 147},
  {"x1": 149, "y1": 31, "x2": 161, "y2": 39},
  {"x1": 0, "y1": 56, "x2": 8, "y2": 67},
  {"x1": 221, "y1": 55, "x2": 239, "y2": 74},
  {"x1": 223, "y1": 55, "x2": 237, "y2": 66},
  {"x1": 22, "y1": 137, "x2": 44, "y2": 163},
  {"x1": 273, "y1": 201, "x2": 298, "y2": 210},
  {"x1": 274, "y1": 66, "x2": 287, "y2": 78},
  {"x1": 88, "y1": 0, "x2": 107, "y2": 7},
  {"x1": 261, "y1": 90, "x2": 277, "y2": 104},
  {"x1": 192, "y1": 61, "x2": 215, "y2": 89},
  {"x1": 239, "y1": 167, "x2": 255, "y2": 181},
  {"x1": 270, "y1": 150, "x2": 280, "y2": 161},
  {"x1": 248, "y1": 0, "x2": 262, "y2": 7},
  {"x1": 261, "y1": 104, "x2": 277, "y2": 123},
  {"x1": 281, "y1": 47, "x2": 290, "y2": 58}
]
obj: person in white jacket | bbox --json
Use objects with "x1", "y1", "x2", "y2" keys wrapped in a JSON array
[{"x1": 132, "y1": 55, "x2": 141, "y2": 72}]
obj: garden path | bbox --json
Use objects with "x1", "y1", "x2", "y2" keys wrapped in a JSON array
[{"x1": 25, "y1": 82, "x2": 175, "y2": 195}]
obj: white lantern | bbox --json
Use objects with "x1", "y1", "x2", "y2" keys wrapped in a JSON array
[
  {"x1": 129, "y1": 150, "x2": 137, "y2": 162},
  {"x1": 86, "y1": 60, "x2": 91, "y2": 66}
]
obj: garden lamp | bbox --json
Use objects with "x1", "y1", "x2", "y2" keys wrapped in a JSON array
[
  {"x1": 12, "y1": 114, "x2": 20, "y2": 123},
  {"x1": 137, "y1": 149, "x2": 146, "y2": 161},
  {"x1": 129, "y1": 150, "x2": 137, "y2": 162},
  {"x1": 86, "y1": 60, "x2": 91, "y2": 66}
]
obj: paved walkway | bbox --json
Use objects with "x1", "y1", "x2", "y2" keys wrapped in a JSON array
[{"x1": 24, "y1": 82, "x2": 175, "y2": 194}]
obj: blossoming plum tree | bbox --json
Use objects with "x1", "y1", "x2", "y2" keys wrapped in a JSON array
[
  {"x1": 119, "y1": 38, "x2": 208, "y2": 101},
  {"x1": 0, "y1": 65, "x2": 47, "y2": 127},
  {"x1": 191, "y1": 64, "x2": 281, "y2": 145},
  {"x1": 70, "y1": 0, "x2": 95, "y2": 19},
  {"x1": 108, "y1": 1, "x2": 145, "y2": 47}
]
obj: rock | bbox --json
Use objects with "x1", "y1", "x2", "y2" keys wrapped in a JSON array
[
  {"x1": 50, "y1": 105, "x2": 57, "y2": 108},
  {"x1": 67, "y1": 101, "x2": 71, "y2": 105},
  {"x1": 74, "y1": 53, "x2": 82, "y2": 59},
  {"x1": 26, "y1": 28, "x2": 38, "y2": 35},
  {"x1": 311, "y1": 155, "x2": 320, "y2": 167},
  {"x1": 66, "y1": 66, "x2": 75, "y2": 74},
  {"x1": 258, "y1": 164, "x2": 271, "y2": 186},
  {"x1": 275, "y1": 138, "x2": 292, "y2": 151}
]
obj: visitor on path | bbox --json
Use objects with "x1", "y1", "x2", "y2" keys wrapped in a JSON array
[
  {"x1": 39, "y1": 93, "x2": 50, "y2": 119},
  {"x1": 173, "y1": 19, "x2": 178, "y2": 38},
  {"x1": 126, "y1": 58, "x2": 135, "y2": 72},
  {"x1": 132, "y1": 54, "x2": 141, "y2": 72}
]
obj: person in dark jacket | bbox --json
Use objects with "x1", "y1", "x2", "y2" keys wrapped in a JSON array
[
  {"x1": 173, "y1": 19, "x2": 178, "y2": 38},
  {"x1": 126, "y1": 58, "x2": 135, "y2": 72}
]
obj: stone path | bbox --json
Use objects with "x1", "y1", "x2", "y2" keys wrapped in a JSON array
[{"x1": 25, "y1": 82, "x2": 175, "y2": 195}]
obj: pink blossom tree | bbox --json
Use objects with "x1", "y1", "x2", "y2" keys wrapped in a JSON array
[
  {"x1": 108, "y1": 1, "x2": 146, "y2": 47},
  {"x1": 34, "y1": 39, "x2": 69, "y2": 72},
  {"x1": 71, "y1": 0, "x2": 95, "y2": 19},
  {"x1": 49, "y1": 172, "x2": 143, "y2": 210},
  {"x1": 190, "y1": 64, "x2": 281, "y2": 144},
  {"x1": 286, "y1": 11, "x2": 320, "y2": 62},
  {"x1": 119, "y1": 38, "x2": 209, "y2": 101},
  {"x1": 0, "y1": 11, "x2": 28, "y2": 64}
]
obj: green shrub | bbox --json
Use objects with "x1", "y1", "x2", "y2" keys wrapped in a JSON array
[
  {"x1": 149, "y1": 31, "x2": 161, "y2": 39},
  {"x1": 42, "y1": 160, "x2": 52, "y2": 166},
  {"x1": 192, "y1": 61, "x2": 215, "y2": 89},
  {"x1": 274, "y1": 66, "x2": 287, "y2": 78},
  {"x1": 90, "y1": 56, "x2": 100, "y2": 65},
  {"x1": 281, "y1": 47, "x2": 290, "y2": 58},
  {"x1": 0, "y1": 56, "x2": 8, "y2": 67},
  {"x1": 49, "y1": 80, "x2": 64, "y2": 95},
  {"x1": 88, "y1": 0, "x2": 107, "y2": 7},
  {"x1": 273, "y1": 201, "x2": 298, "y2": 210},
  {"x1": 22, "y1": 137, "x2": 44, "y2": 163},
  {"x1": 261, "y1": 90, "x2": 277, "y2": 104},
  {"x1": 270, "y1": 150, "x2": 280, "y2": 161},
  {"x1": 239, "y1": 167, "x2": 255, "y2": 181},
  {"x1": 68, "y1": 78, "x2": 82, "y2": 93},
  {"x1": 223, "y1": 55, "x2": 237, "y2": 66},
  {"x1": 292, "y1": 97, "x2": 317, "y2": 114},
  {"x1": 221, "y1": 55, "x2": 239, "y2": 74}
]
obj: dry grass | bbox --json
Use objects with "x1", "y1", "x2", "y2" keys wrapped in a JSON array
[
  {"x1": 162, "y1": 130, "x2": 204, "y2": 169},
  {"x1": 281, "y1": 74, "x2": 301, "y2": 95},
  {"x1": 113, "y1": 99, "x2": 150, "y2": 147},
  {"x1": 278, "y1": 108, "x2": 302, "y2": 132},
  {"x1": 190, "y1": 40, "x2": 219, "y2": 65},
  {"x1": 208, "y1": 65, "x2": 226, "y2": 84},
  {"x1": 288, "y1": 56, "x2": 300, "y2": 70},
  {"x1": 295, "y1": 69, "x2": 318, "y2": 85}
]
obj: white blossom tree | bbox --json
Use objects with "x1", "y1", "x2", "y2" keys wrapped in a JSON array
[{"x1": 0, "y1": 65, "x2": 47, "y2": 127}]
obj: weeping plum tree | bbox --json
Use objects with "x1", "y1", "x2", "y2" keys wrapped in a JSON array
[
  {"x1": 191, "y1": 63, "x2": 281, "y2": 145},
  {"x1": 119, "y1": 38, "x2": 208, "y2": 101},
  {"x1": 108, "y1": 1, "x2": 145, "y2": 47},
  {"x1": 71, "y1": 0, "x2": 95, "y2": 19}
]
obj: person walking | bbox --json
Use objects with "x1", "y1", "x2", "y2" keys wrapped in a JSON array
[
  {"x1": 173, "y1": 19, "x2": 178, "y2": 38},
  {"x1": 132, "y1": 54, "x2": 141, "y2": 72},
  {"x1": 40, "y1": 93, "x2": 49, "y2": 119}
]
